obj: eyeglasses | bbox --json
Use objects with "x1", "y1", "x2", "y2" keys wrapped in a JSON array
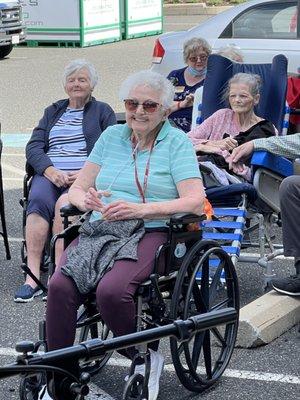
[
  {"x1": 124, "y1": 99, "x2": 161, "y2": 113},
  {"x1": 188, "y1": 55, "x2": 208, "y2": 63}
]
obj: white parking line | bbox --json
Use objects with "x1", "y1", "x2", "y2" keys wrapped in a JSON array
[
  {"x1": 1, "y1": 162, "x2": 24, "y2": 176},
  {"x1": 1, "y1": 348, "x2": 299, "y2": 385}
]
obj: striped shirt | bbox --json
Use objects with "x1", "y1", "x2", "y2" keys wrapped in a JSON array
[
  {"x1": 88, "y1": 120, "x2": 201, "y2": 228},
  {"x1": 47, "y1": 108, "x2": 87, "y2": 171}
]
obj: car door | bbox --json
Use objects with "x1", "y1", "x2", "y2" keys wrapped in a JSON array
[{"x1": 214, "y1": 0, "x2": 299, "y2": 74}]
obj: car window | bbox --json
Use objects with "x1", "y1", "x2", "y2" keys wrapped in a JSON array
[{"x1": 225, "y1": 2, "x2": 297, "y2": 39}]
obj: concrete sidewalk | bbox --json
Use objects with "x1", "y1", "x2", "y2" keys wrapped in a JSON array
[{"x1": 164, "y1": 2, "x2": 232, "y2": 16}]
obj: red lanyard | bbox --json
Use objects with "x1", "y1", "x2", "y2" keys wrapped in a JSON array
[{"x1": 131, "y1": 136, "x2": 155, "y2": 203}]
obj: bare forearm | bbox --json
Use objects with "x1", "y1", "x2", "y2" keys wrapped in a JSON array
[{"x1": 142, "y1": 197, "x2": 204, "y2": 220}]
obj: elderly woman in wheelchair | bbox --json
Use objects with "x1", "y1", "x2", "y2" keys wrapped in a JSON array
[
  {"x1": 43, "y1": 70, "x2": 206, "y2": 400},
  {"x1": 14, "y1": 59, "x2": 116, "y2": 303},
  {"x1": 188, "y1": 72, "x2": 277, "y2": 182}
]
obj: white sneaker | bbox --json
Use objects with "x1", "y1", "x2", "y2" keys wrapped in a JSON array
[
  {"x1": 134, "y1": 349, "x2": 164, "y2": 400},
  {"x1": 38, "y1": 384, "x2": 53, "y2": 400}
]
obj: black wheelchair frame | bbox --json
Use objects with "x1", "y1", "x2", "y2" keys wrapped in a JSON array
[
  {"x1": 18, "y1": 210, "x2": 240, "y2": 399},
  {"x1": 1, "y1": 308, "x2": 237, "y2": 400}
]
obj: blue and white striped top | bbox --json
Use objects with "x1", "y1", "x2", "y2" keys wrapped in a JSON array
[
  {"x1": 88, "y1": 120, "x2": 201, "y2": 228},
  {"x1": 47, "y1": 108, "x2": 87, "y2": 171}
]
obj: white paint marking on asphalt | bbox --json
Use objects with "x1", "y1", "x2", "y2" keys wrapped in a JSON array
[
  {"x1": 1, "y1": 352, "x2": 299, "y2": 389},
  {"x1": 241, "y1": 252, "x2": 294, "y2": 261},
  {"x1": 2, "y1": 153, "x2": 25, "y2": 156},
  {"x1": 0, "y1": 237, "x2": 23, "y2": 242},
  {"x1": 107, "y1": 358, "x2": 300, "y2": 385},
  {"x1": 1, "y1": 162, "x2": 24, "y2": 176},
  {"x1": 3, "y1": 177, "x2": 23, "y2": 182}
]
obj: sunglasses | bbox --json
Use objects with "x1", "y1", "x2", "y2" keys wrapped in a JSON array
[
  {"x1": 188, "y1": 55, "x2": 208, "y2": 63},
  {"x1": 124, "y1": 99, "x2": 161, "y2": 113}
]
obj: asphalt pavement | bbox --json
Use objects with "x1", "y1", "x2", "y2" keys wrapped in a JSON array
[{"x1": 0, "y1": 12, "x2": 299, "y2": 400}]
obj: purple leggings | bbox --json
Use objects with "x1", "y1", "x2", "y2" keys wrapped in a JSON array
[
  {"x1": 27, "y1": 175, "x2": 68, "y2": 223},
  {"x1": 46, "y1": 231, "x2": 167, "y2": 355}
]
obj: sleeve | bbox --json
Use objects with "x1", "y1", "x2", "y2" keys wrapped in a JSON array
[
  {"x1": 170, "y1": 134, "x2": 201, "y2": 184},
  {"x1": 287, "y1": 77, "x2": 300, "y2": 109},
  {"x1": 25, "y1": 106, "x2": 54, "y2": 175},
  {"x1": 87, "y1": 127, "x2": 110, "y2": 166},
  {"x1": 99, "y1": 104, "x2": 117, "y2": 131},
  {"x1": 253, "y1": 134, "x2": 300, "y2": 160},
  {"x1": 188, "y1": 112, "x2": 215, "y2": 144}
]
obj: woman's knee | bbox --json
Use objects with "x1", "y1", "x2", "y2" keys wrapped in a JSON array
[
  {"x1": 48, "y1": 272, "x2": 75, "y2": 303},
  {"x1": 96, "y1": 279, "x2": 127, "y2": 311}
]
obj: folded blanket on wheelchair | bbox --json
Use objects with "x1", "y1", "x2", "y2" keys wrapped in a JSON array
[{"x1": 61, "y1": 218, "x2": 145, "y2": 294}]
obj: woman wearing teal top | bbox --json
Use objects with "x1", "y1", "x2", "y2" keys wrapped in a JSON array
[{"x1": 44, "y1": 70, "x2": 205, "y2": 400}]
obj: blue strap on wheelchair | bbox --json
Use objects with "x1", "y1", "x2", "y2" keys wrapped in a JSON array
[{"x1": 198, "y1": 206, "x2": 246, "y2": 282}]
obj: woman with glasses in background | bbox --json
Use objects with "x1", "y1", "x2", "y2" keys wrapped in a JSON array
[
  {"x1": 167, "y1": 37, "x2": 211, "y2": 133},
  {"x1": 43, "y1": 70, "x2": 205, "y2": 400}
]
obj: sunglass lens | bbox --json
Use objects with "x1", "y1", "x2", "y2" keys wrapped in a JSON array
[
  {"x1": 125, "y1": 100, "x2": 138, "y2": 111},
  {"x1": 143, "y1": 101, "x2": 158, "y2": 113}
]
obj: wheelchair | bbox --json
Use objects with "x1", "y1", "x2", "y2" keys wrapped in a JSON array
[{"x1": 19, "y1": 210, "x2": 240, "y2": 399}]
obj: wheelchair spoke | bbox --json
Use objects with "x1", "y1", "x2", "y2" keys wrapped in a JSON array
[
  {"x1": 191, "y1": 331, "x2": 205, "y2": 368},
  {"x1": 209, "y1": 261, "x2": 225, "y2": 304},
  {"x1": 192, "y1": 281, "x2": 208, "y2": 314},
  {"x1": 210, "y1": 297, "x2": 230, "y2": 311},
  {"x1": 177, "y1": 342, "x2": 185, "y2": 357},
  {"x1": 211, "y1": 327, "x2": 226, "y2": 347},
  {"x1": 203, "y1": 330, "x2": 212, "y2": 379}
]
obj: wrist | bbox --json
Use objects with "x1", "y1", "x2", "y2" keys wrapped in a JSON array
[{"x1": 177, "y1": 101, "x2": 181, "y2": 111}]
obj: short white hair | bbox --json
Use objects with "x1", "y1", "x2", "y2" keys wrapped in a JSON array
[
  {"x1": 119, "y1": 70, "x2": 175, "y2": 109},
  {"x1": 63, "y1": 59, "x2": 98, "y2": 89}
]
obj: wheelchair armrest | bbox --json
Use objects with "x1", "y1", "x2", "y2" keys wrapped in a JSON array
[
  {"x1": 251, "y1": 151, "x2": 293, "y2": 178},
  {"x1": 293, "y1": 158, "x2": 300, "y2": 175},
  {"x1": 169, "y1": 213, "x2": 206, "y2": 225},
  {"x1": 60, "y1": 203, "x2": 84, "y2": 217}
]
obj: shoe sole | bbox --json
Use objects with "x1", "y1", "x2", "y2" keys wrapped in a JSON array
[
  {"x1": 14, "y1": 289, "x2": 43, "y2": 303},
  {"x1": 272, "y1": 286, "x2": 300, "y2": 296}
]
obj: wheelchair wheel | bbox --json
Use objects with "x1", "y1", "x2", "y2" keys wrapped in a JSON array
[
  {"x1": 170, "y1": 241, "x2": 239, "y2": 393},
  {"x1": 123, "y1": 374, "x2": 147, "y2": 400},
  {"x1": 78, "y1": 316, "x2": 112, "y2": 375},
  {"x1": 19, "y1": 373, "x2": 45, "y2": 400}
]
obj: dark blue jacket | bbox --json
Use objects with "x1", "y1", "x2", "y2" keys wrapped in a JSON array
[{"x1": 26, "y1": 97, "x2": 116, "y2": 175}]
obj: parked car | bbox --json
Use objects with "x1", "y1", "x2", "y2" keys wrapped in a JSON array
[
  {"x1": 152, "y1": 0, "x2": 299, "y2": 75},
  {"x1": 0, "y1": 0, "x2": 26, "y2": 59}
]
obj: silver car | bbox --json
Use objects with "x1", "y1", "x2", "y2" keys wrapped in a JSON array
[{"x1": 151, "y1": 0, "x2": 299, "y2": 76}]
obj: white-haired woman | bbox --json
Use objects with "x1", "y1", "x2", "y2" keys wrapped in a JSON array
[
  {"x1": 14, "y1": 59, "x2": 116, "y2": 303},
  {"x1": 188, "y1": 72, "x2": 277, "y2": 179},
  {"x1": 167, "y1": 37, "x2": 211, "y2": 132},
  {"x1": 43, "y1": 70, "x2": 205, "y2": 400}
]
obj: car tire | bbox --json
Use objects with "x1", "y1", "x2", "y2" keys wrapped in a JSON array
[{"x1": 0, "y1": 44, "x2": 13, "y2": 59}]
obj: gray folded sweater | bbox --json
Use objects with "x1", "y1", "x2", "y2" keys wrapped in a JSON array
[{"x1": 61, "y1": 218, "x2": 145, "y2": 294}]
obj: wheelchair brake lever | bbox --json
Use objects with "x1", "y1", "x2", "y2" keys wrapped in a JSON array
[{"x1": 149, "y1": 274, "x2": 165, "y2": 320}]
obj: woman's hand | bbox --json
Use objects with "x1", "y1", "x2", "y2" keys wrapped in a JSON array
[
  {"x1": 83, "y1": 187, "x2": 106, "y2": 212},
  {"x1": 194, "y1": 142, "x2": 222, "y2": 154},
  {"x1": 67, "y1": 171, "x2": 79, "y2": 185},
  {"x1": 212, "y1": 137, "x2": 238, "y2": 151},
  {"x1": 180, "y1": 93, "x2": 194, "y2": 108},
  {"x1": 102, "y1": 200, "x2": 145, "y2": 221},
  {"x1": 44, "y1": 166, "x2": 70, "y2": 187}
]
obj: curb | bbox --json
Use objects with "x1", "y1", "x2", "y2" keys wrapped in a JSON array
[
  {"x1": 236, "y1": 290, "x2": 300, "y2": 348},
  {"x1": 164, "y1": 3, "x2": 233, "y2": 16}
]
